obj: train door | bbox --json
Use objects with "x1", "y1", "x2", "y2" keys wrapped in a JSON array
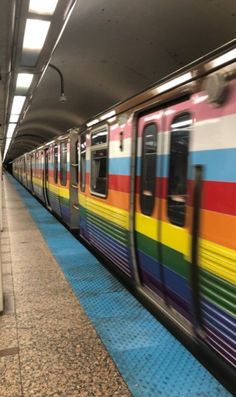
[
  {"x1": 78, "y1": 131, "x2": 88, "y2": 239},
  {"x1": 69, "y1": 130, "x2": 79, "y2": 230},
  {"x1": 44, "y1": 148, "x2": 50, "y2": 208},
  {"x1": 59, "y1": 139, "x2": 70, "y2": 225},
  {"x1": 29, "y1": 154, "x2": 34, "y2": 193},
  {"x1": 161, "y1": 102, "x2": 192, "y2": 321},
  {"x1": 134, "y1": 98, "x2": 193, "y2": 323},
  {"x1": 134, "y1": 109, "x2": 166, "y2": 300}
]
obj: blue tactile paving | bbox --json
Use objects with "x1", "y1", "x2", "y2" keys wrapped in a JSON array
[{"x1": 7, "y1": 175, "x2": 233, "y2": 397}]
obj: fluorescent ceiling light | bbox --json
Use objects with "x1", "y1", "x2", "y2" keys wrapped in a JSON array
[
  {"x1": 29, "y1": 0, "x2": 58, "y2": 15},
  {"x1": 100, "y1": 110, "x2": 116, "y2": 121},
  {"x1": 11, "y1": 96, "x2": 26, "y2": 115},
  {"x1": 23, "y1": 19, "x2": 51, "y2": 51},
  {"x1": 212, "y1": 48, "x2": 236, "y2": 68},
  {"x1": 158, "y1": 72, "x2": 192, "y2": 94},
  {"x1": 86, "y1": 119, "x2": 99, "y2": 128},
  {"x1": 16, "y1": 73, "x2": 34, "y2": 89},
  {"x1": 9, "y1": 114, "x2": 19, "y2": 123},
  {"x1": 6, "y1": 124, "x2": 16, "y2": 139}
]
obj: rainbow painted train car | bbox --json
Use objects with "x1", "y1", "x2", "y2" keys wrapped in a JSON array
[{"x1": 12, "y1": 44, "x2": 236, "y2": 377}]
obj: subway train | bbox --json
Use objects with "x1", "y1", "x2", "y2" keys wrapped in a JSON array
[{"x1": 12, "y1": 44, "x2": 236, "y2": 377}]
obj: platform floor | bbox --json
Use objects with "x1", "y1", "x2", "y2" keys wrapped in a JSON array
[{"x1": 0, "y1": 174, "x2": 234, "y2": 397}]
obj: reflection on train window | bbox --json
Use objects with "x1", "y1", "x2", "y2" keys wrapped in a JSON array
[
  {"x1": 80, "y1": 133, "x2": 86, "y2": 192},
  {"x1": 168, "y1": 113, "x2": 191, "y2": 226},
  {"x1": 91, "y1": 127, "x2": 107, "y2": 145},
  {"x1": 90, "y1": 126, "x2": 108, "y2": 196},
  {"x1": 53, "y1": 145, "x2": 58, "y2": 184},
  {"x1": 140, "y1": 123, "x2": 158, "y2": 216},
  {"x1": 60, "y1": 142, "x2": 67, "y2": 186}
]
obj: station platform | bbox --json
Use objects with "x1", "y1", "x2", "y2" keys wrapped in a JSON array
[{"x1": 0, "y1": 174, "x2": 234, "y2": 397}]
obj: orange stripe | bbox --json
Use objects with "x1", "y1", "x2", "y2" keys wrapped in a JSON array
[
  {"x1": 83, "y1": 187, "x2": 129, "y2": 211},
  {"x1": 201, "y1": 209, "x2": 236, "y2": 250}
]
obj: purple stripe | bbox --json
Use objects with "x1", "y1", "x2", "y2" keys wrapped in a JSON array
[
  {"x1": 140, "y1": 268, "x2": 191, "y2": 321},
  {"x1": 202, "y1": 309, "x2": 236, "y2": 344},
  {"x1": 201, "y1": 298, "x2": 236, "y2": 329},
  {"x1": 86, "y1": 222, "x2": 132, "y2": 276},
  {"x1": 205, "y1": 326, "x2": 236, "y2": 368}
]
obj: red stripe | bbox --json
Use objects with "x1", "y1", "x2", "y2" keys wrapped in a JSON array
[
  {"x1": 109, "y1": 174, "x2": 130, "y2": 193},
  {"x1": 201, "y1": 180, "x2": 236, "y2": 216}
]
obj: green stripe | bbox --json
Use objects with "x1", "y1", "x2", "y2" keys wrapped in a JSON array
[
  {"x1": 80, "y1": 205, "x2": 130, "y2": 246},
  {"x1": 60, "y1": 196, "x2": 69, "y2": 207},
  {"x1": 136, "y1": 232, "x2": 188, "y2": 279},
  {"x1": 200, "y1": 285, "x2": 236, "y2": 317},
  {"x1": 200, "y1": 269, "x2": 236, "y2": 318}
]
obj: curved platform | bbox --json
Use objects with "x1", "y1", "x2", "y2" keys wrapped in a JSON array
[{"x1": 0, "y1": 174, "x2": 234, "y2": 397}]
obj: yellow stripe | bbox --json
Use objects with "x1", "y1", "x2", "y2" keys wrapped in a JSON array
[
  {"x1": 32, "y1": 177, "x2": 42, "y2": 187},
  {"x1": 199, "y1": 239, "x2": 236, "y2": 285},
  {"x1": 47, "y1": 182, "x2": 58, "y2": 195},
  {"x1": 135, "y1": 212, "x2": 189, "y2": 256},
  {"x1": 81, "y1": 195, "x2": 129, "y2": 229},
  {"x1": 135, "y1": 213, "x2": 158, "y2": 240}
]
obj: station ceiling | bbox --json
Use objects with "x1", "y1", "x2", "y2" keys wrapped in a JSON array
[{"x1": 0, "y1": 0, "x2": 236, "y2": 161}]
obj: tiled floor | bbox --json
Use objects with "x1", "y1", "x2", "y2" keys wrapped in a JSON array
[{"x1": 0, "y1": 177, "x2": 131, "y2": 397}]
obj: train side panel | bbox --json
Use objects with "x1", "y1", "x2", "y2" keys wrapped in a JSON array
[
  {"x1": 79, "y1": 122, "x2": 133, "y2": 277},
  {"x1": 191, "y1": 82, "x2": 236, "y2": 368}
]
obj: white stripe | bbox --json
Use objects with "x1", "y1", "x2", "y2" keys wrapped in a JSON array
[
  {"x1": 191, "y1": 113, "x2": 236, "y2": 152},
  {"x1": 109, "y1": 138, "x2": 132, "y2": 158}
]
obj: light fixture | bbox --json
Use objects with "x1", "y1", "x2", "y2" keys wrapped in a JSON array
[
  {"x1": 212, "y1": 48, "x2": 236, "y2": 69},
  {"x1": 49, "y1": 64, "x2": 66, "y2": 102},
  {"x1": 6, "y1": 124, "x2": 17, "y2": 139},
  {"x1": 9, "y1": 114, "x2": 19, "y2": 123},
  {"x1": 11, "y1": 96, "x2": 26, "y2": 115},
  {"x1": 29, "y1": 0, "x2": 58, "y2": 15},
  {"x1": 86, "y1": 119, "x2": 100, "y2": 128},
  {"x1": 3, "y1": 124, "x2": 17, "y2": 160},
  {"x1": 158, "y1": 72, "x2": 192, "y2": 94},
  {"x1": 100, "y1": 110, "x2": 116, "y2": 121},
  {"x1": 16, "y1": 73, "x2": 34, "y2": 89},
  {"x1": 23, "y1": 19, "x2": 51, "y2": 51}
]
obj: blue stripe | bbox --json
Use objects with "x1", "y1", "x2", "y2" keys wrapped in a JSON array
[
  {"x1": 191, "y1": 148, "x2": 236, "y2": 182},
  {"x1": 137, "y1": 250, "x2": 191, "y2": 303},
  {"x1": 109, "y1": 158, "x2": 131, "y2": 176},
  {"x1": 137, "y1": 148, "x2": 236, "y2": 181},
  {"x1": 138, "y1": 251, "x2": 162, "y2": 281},
  {"x1": 86, "y1": 158, "x2": 131, "y2": 176}
]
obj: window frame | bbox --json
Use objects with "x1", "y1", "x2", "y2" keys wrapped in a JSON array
[
  {"x1": 60, "y1": 140, "x2": 68, "y2": 186},
  {"x1": 167, "y1": 112, "x2": 191, "y2": 227},
  {"x1": 53, "y1": 145, "x2": 58, "y2": 184},
  {"x1": 140, "y1": 122, "x2": 158, "y2": 216},
  {"x1": 90, "y1": 125, "x2": 109, "y2": 198},
  {"x1": 80, "y1": 132, "x2": 87, "y2": 192}
]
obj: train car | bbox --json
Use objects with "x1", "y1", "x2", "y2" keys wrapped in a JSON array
[{"x1": 12, "y1": 44, "x2": 236, "y2": 377}]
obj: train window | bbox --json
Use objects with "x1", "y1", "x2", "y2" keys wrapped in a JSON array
[
  {"x1": 75, "y1": 140, "x2": 79, "y2": 185},
  {"x1": 60, "y1": 141, "x2": 67, "y2": 186},
  {"x1": 53, "y1": 146, "x2": 58, "y2": 184},
  {"x1": 167, "y1": 113, "x2": 191, "y2": 226},
  {"x1": 90, "y1": 126, "x2": 108, "y2": 196},
  {"x1": 80, "y1": 133, "x2": 86, "y2": 192},
  {"x1": 91, "y1": 127, "x2": 107, "y2": 146},
  {"x1": 140, "y1": 123, "x2": 158, "y2": 216}
]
